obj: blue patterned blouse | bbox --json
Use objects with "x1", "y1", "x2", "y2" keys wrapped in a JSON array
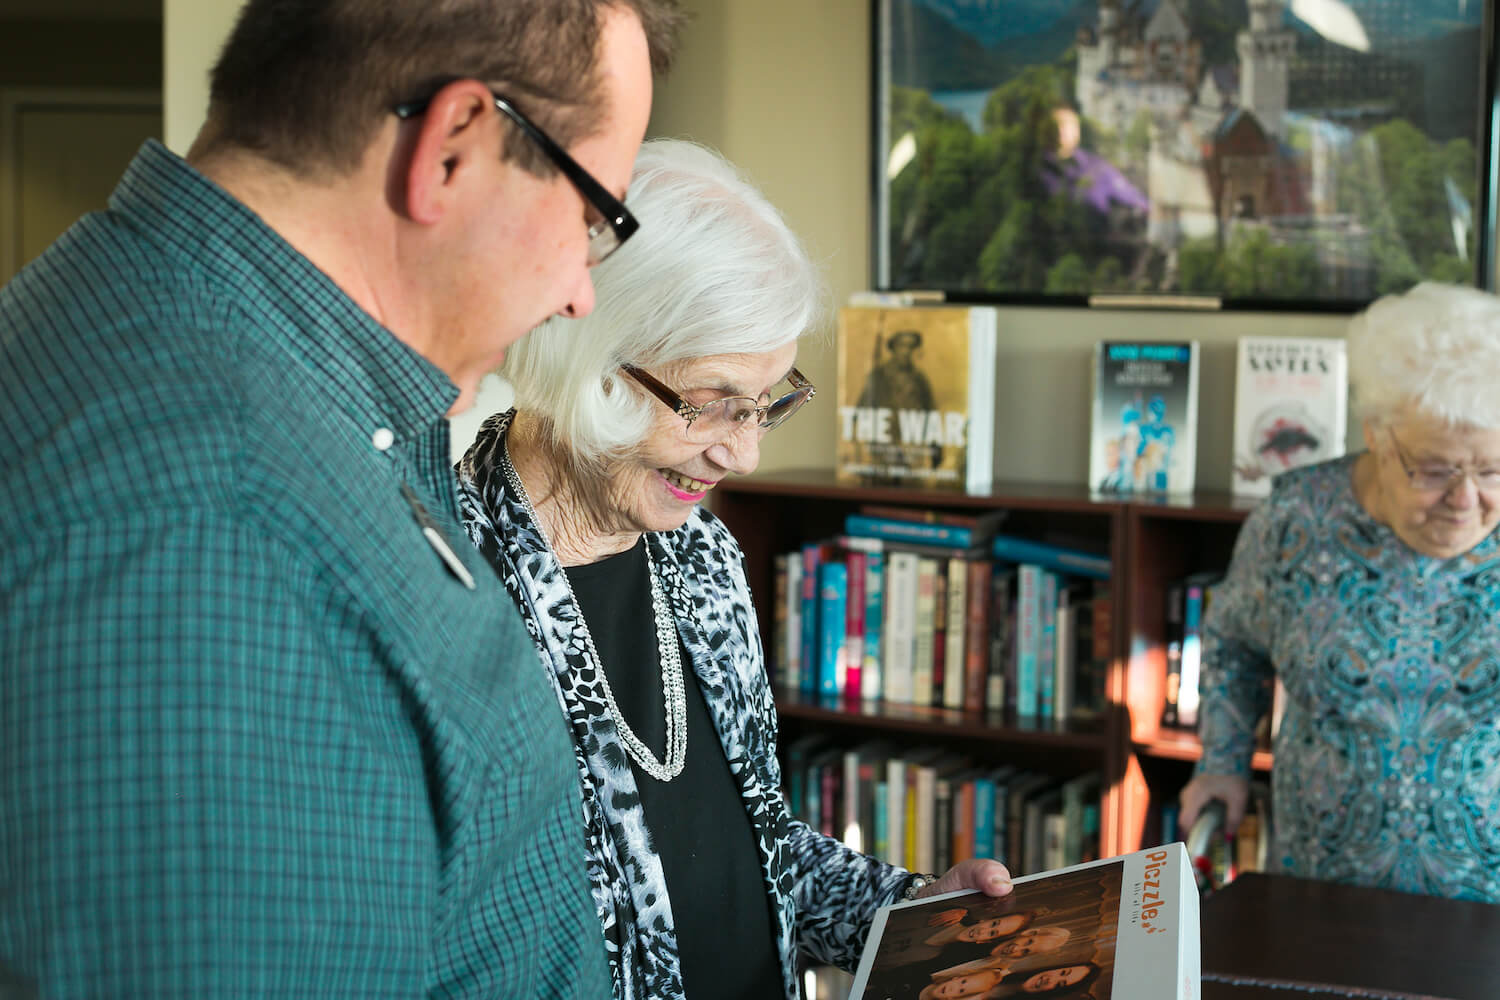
[{"x1": 1198, "y1": 454, "x2": 1500, "y2": 901}]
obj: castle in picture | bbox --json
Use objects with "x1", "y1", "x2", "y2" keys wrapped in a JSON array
[{"x1": 1073, "y1": 0, "x2": 1371, "y2": 296}]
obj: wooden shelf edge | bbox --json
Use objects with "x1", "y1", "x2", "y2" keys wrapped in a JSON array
[
  {"x1": 774, "y1": 693, "x2": 1110, "y2": 750},
  {"x1": 1134, "y1": 731, "x2": 1273, "y2": 771}
]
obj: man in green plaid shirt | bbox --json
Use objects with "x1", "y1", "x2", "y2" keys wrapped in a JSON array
[{"x1": 0, "y1": 1, "x2": 682, "y2": 995}]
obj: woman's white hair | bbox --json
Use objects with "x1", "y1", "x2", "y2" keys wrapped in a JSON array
[
  {"x1": 1347, "y1": 281, "x2": 1500, "y2": 430},
  {"x1": 500, "y1": 137, "x2": 827, "y2": 463}
]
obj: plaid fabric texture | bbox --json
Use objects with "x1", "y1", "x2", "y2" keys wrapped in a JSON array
[{"x1": 0, "y1": 141, "x2": 609, "y2": 998}]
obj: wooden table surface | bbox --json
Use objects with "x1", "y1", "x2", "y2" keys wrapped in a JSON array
[{"x1": 1198, "y1": 873, "x2": 1500, "y2": 1000}]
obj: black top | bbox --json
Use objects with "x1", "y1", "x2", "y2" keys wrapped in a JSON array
[{"x1": 565, "y1": 540, "x2": 782, "y2": 1000}]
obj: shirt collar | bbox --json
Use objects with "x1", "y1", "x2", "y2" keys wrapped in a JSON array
[{"x1": 109, "y1": 140, "x2": 460, "y2": 445}]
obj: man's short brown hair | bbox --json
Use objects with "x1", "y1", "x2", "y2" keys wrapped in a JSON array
[{"x1": 198, "y1": 0, "x2": 683, "y2": 178}]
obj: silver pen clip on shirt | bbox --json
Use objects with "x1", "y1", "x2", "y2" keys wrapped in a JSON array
[{"x1": 400, "y1": 483, "x2": 477, "y2": 591}]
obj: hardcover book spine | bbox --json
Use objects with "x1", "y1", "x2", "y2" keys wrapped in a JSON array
[
  {"x1": 1016, "y1": 565, "x2": 1042, "y2": 718},
  {"x1": 963, "y1": 558, "x2": 991, "y2": 712},
  {"x1": 799, "y1": 542, "x2": 823, "y2": 696},
  {"x1": 929, "y1": 558, "x2": 947, "y2": 708},
  {"x1": 911, "y1": 558, "x2": 939, "y2": 707},
  {"x1": 973, "y1": 777, "x2": 996, "y2": 865},
  {"x1": 988, "y1": 567, "x2": 1017, "y2": 714},
  {"x1": 942, "y1": 557, "x2": 967, "y2": 709},
  {"x1": 1178, "y1": 579, "x2": 1211, "y2": 728},
  {"x1": 1161, "y1": 579, "x2": 1185, "y2": 728},
  {"x1": 817, "y1": 560, "x2": 848, "y2": 698},
  {"x1": 783, "y1": 553, "x2": 802, "y2": 695},
  {"x1": 844, "y1": 549, "x2": 867, "y2": 700},
  {"x1": 863, "y1": 550, "x2": 885, "y2": 702},
  {"x1": 885, "y1": 758, "x2": 906, "y2": 869},
  {"x1": 844, "y1": 513, "x2": 973, "y2": 549},
  {"x1": 1053, "y1": 585, "x2": 1076, "y2": 724},
  {"x1": 883, "y1": 551, "x2": 918, "y2": 705},
  {"x1": 1038, "y1": 570, "x2": 1058, "y2": 719},
  {"x1": 991, "y1": 533, "x2": 1111, "y2": 579},
  {"x1": 933, "y1": 774, "x2": 953, "y2": 873},
  {"x1": 772, "y1": 553, "x2": 789, "y2": 693}
]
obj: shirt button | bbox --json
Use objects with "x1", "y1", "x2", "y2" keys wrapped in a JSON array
[{"x1": 372, "y1": 427, "x2": 395, "y2": 451}]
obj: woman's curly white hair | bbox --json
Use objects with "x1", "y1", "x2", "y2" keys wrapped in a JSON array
[{"x1": 1348, "y1": 281, "x2": 1500, "y2": 430}]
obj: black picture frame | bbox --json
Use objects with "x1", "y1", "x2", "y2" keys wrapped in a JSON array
[{"x1": 871, "y1": 0, "x2": 1500, "y2": 312}]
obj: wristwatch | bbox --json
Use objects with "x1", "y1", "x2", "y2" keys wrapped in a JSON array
[{"x1": 900, "y1": 872, "x2": 939, "y2": 901}]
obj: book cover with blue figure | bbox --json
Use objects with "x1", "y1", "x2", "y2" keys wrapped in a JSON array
[{"x1": 1089, "y1": 342, "x2": 1200, "y2": 494}]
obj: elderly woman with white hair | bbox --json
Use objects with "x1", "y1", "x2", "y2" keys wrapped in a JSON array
[
  {"x1": 453, "y1": 138, "x2": 1011, "y2": 1000},
  {"x1": 1180, "y1": 281, "x2": 1500, "y2": 901}
]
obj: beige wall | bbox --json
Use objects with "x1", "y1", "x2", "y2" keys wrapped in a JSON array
[
  {"x1": 649, "y1": 0, "x2": 1351, "y2": 490},
  {"x1": 163, "y1": 0, "x2": 241, "y2": 154}
]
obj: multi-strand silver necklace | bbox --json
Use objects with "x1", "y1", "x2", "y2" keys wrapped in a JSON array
[{"x1": 500, "y1": 445, "x2": 687, "y2": 782}]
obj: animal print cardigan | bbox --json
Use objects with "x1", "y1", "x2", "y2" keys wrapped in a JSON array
[{"x1": 455, "y1": 411, "x2": 910, "y2": 1000}]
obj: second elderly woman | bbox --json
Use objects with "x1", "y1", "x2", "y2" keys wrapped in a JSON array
[
  {"x1": 1181, "y1": 281, "x2": 1500, "y2": 901},
  {"x1": 455, "y1": 138, "x2": 1011, "y2": 1000}
]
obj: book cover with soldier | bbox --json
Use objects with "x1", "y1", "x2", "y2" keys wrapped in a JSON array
[
  {"x1": 1088, "y1": 342, "x2": 1200, "y2": 495},
  {"x1": 1231, "y1": 336, "x2": 1348, "y2": 497},
  {"x1": 849, "y1": 844, "x2": 1199, "y2": 1000},
  {"x1": 836, "y1": 305, "x2": 997, "y2": 493}
]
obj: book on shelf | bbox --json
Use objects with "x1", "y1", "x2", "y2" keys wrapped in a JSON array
[
  {"x1": 1160, "y1": 570, "x2": 1221, "y2": 730},
  {"x1": 1160, "y1": 579, "x2": 1185, "y2": 729},
  {"x1": 911, "y1": 557, "x2": 941, "y2": 707},
  {"x1": 1176, "y1": 573, "x2": 1220, "y2": 730},
  {"x1": 849, "y1": 843, "x2": 1200, "y2": 1000},
  {"x1": 845, "y1": 511, "x2": 1002, "y2": 550},
  {"x1": 987, "y1": 567, "x2": 1018, "y2": 715},
  {"x1": 1232, "y1": 335, "x2": 1348, "y2": 497},
  {"x1": 863, "y1": 548, "x2": 887, "y2": 703},
  {"x1": 816, "y1": 559, "x2": 848, "y2": 700},
  {"x1": 858, "y1": 504, "x2": 1005, "y2": 531},
  {"x1": 1014, "y1": 566, "x2": 1044, "y2": 718},
  {"x1": 942, "y1": 558, "x2": 968, "y2": 710},
  {"x1": 835, "y1": 303, "x2": 998, "y2": 494},
  {"x1": 1006, "y1": 771, "x2": 1058, "y2": 871},
  {"x1": 962, "y1": 558, "x2": 992, "y2": 713},
  {"x1": 845, "y1": 548, "x2": 869, "y2": 700},
  {"x1": 1089, "y1": 341, "x2": 1200, "y2": 494},
  {"x1": 990, "y1": 533, "x2": 1110, "y2": 580},
  {"x1": 1037, "y1": 571, "x2": 1059, "y2": 720}
]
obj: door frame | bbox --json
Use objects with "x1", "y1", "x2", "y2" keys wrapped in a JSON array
[{"x1": 0, "y1": 87, "x2": 161, "y2": 279}]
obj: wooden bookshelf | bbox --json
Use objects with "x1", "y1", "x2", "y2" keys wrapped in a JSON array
[{"x1": 710, "y1": 468, "x2": 1260, "y2": 861}]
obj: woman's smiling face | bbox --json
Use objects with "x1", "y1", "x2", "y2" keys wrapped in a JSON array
[{"x1": 599, "y1": 343, "x2": 798, "y2": 536}]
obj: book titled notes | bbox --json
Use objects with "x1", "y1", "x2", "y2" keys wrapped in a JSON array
[
  {"x1": 836, "y1": 304, "x2": 998, "y2": 494},
  {"x1": 1232, "y1": 336, "x2": 1348, "y2": 497},
  {"x1": 1089, "y1": 342, "x2": 1200, "y2": 494},
  {"x1": 849, "y1": 843, "x2": 1199, "y2": 1000}
]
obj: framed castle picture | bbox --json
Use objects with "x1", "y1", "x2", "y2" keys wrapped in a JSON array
[{"x1": 873, "y1": 0, "x2": 1498, "y2": 310}]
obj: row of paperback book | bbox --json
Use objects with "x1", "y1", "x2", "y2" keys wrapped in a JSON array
[
  {"x1": 835, "y1": 301, "x2": 1348, "y2": 497},
  {"x1": 785, "y1": 734, "x2": 1103, "y2": 879},
  {"x1": 772, "y1": 509, "x2": 1112, "y2": 720}
]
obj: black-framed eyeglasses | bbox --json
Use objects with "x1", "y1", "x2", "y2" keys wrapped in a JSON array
[
  {"x1": 393, "y1": 88, "x2": 638, "y2": 265},
  {"x1": 1387, "y1": 428, "x2": 1500, "y2": 493},
  {"x1": 623, "y1": 364, "x2": 816, "y2": 443}
]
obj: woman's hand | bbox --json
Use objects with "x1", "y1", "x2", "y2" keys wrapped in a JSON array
[
  {"x1": 1179, "y1": 773, "x2": 1250, "y2": 834},
  {"x1": 915, "y1": 858, "x2": 1013, "y2": 901}
]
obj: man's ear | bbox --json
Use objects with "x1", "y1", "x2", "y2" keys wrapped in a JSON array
[{"x1": 401, "y1": 80, "x2": 496, "y2": 226}]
